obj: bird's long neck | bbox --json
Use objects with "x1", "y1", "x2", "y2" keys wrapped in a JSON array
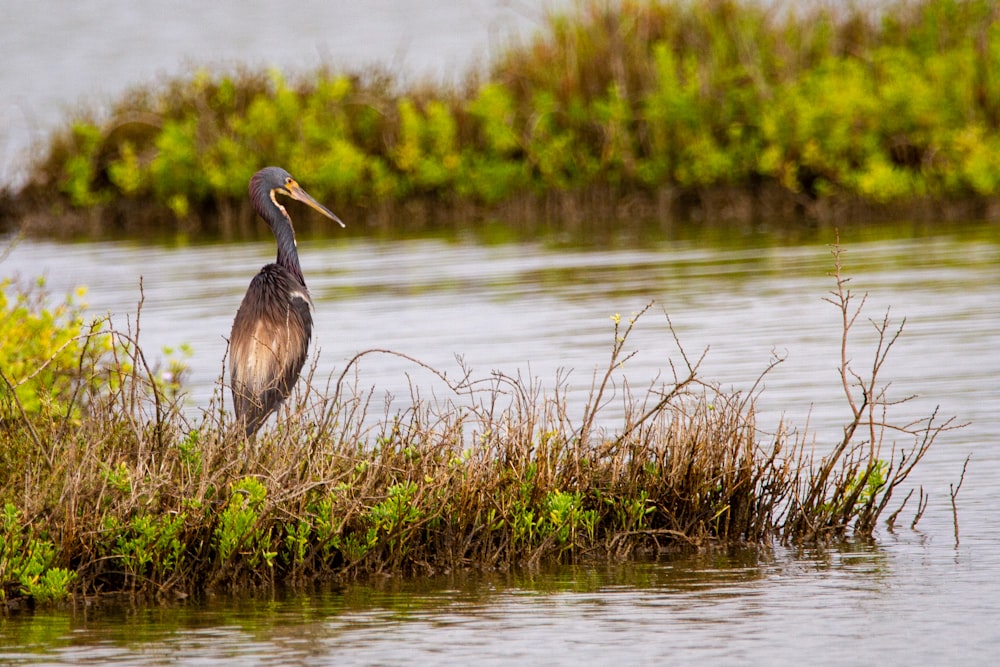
[
  {"x1": 271, "y1": 215, "x2": 305, "y2": 285},
  {"x1": 250, "y1": 177, "x2": 306, "y2": 285}
]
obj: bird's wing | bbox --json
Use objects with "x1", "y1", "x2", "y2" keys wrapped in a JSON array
[{"x1": 230, "y1": 269, "x2": 313, "y2": 433}]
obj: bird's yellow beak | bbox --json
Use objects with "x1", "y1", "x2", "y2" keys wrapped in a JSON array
[{"x1": 285, "y1": 180, "x2": 346, "y2": 228}]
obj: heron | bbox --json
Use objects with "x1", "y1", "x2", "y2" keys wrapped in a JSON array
[{"x1": 229, "y1": 166, "x2": 345, "y2": 435}]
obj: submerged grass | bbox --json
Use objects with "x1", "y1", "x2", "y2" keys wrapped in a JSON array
[
  {"x1": 0, "y1": 245, "x2": 957, "y2": 608},
  {"x1": 5, "y1": 0, "x2": 1000, "y2": 237}
]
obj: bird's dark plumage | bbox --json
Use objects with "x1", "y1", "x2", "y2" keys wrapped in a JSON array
[{"x1": 230, "y1": 167, "x2": 344, "y2": 435}]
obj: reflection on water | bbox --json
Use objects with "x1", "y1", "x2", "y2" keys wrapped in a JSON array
[
  {"x1": 1, "y1": 543, "x2": 996, "y2": 665},
  {"x1": 1, "y1": 221, "x2": 999, "y2": 663}
]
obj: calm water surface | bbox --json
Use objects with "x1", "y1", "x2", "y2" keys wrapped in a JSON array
[{"x1": 1, "y1": 223, "x2": 999, "y2": 664}]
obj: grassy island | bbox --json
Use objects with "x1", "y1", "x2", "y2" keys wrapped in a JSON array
[
  {"x1": 3, "y1": 0, "x2": 1000, "y2": 237},
  {"x1": 0, "y1": 247, "x2": 955, "y2": 608}
]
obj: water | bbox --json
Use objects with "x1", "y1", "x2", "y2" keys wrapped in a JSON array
[
  {"x1": 4, "y1": 1, "x2": 1000, "y2": 662},
  {"x1": 4, "y1": 549, "x2": 994, "y2": 665},
  {"x1": 2, "y1": 225, "x2": 995, "y2": 444},
  {"x1": 1, "y1": 222, "x2": 999, "y2": 663}
]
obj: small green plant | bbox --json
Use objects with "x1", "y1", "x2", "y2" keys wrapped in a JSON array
[
  {"x1": 109, "y1": 513, "x2": 187, "y2": 586},
  {"x1": 365, "y1": 481, "x2": 423, "y2": 560},
  {"x1": 21, "y1": 568, "x2": 77, "y2": 604},
  {"x1": 101, "y1": 461, "x2": 132, "y2": 495},
  {"x1": 310, "y1": 495, "x2": 338, "y2": 560},
  {"x1": 541, "y1": 490, "x2": 598, "y2": 547},
  {"x1": 215, "y1": 477, "x2": 275, "y2": 567},
  {"x1": 857, "y1": 460, "x2": 889, "y2": 508},
  {"x1": 368, "y1": 482, "x2": 422, "y2": 530},
  {"x1": 176, "y1": 430, "x2": 203, "y2": 477},
  {"x1": 610, "y1": 491, "x2": 654, "y2": 533},
  {"x1": 820, "y1": 459, "x2": 889, "y2": 516},
  {"x1": 284, "y1": 519, "x2": 312, "y2": 570},
  {"x1": 332, "y1": 529, "x2": 379, "y2": 565},
  {"x1": 0, "y1": 503, "x2": 75, "y2": 603}
]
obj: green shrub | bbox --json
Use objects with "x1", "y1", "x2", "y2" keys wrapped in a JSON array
[
  {"x1": 0, "y1": 278, "x2": 97, "y2": 419},
  {"x1": 0, "y1": 503, "x2": 75, "y2": 603}
]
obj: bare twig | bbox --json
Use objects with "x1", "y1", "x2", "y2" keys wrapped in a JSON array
[
  {"x1": 579, "y1": 302, "x2": 654, "y2": 446},
  {"x1": 950, "y1": 455, "x2": 971, "y2": 548},
  {"x1": 911, "y1": 487, "x2": 929, "y2": 529},
  {"x1": 884, "y1": 487, "x2": 913, "y2": 531},
  {"x1": 0, "y1": 369, "x2": 49, "y2": 468}
]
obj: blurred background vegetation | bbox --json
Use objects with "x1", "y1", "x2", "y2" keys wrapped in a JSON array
[{"x1": 4, "y1": 0, "x2": 999, "y2": 237}]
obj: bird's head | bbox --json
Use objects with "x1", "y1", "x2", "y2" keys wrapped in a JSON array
[{"x1": 252, "y1": 166, "x2": 346, "y2": 228}]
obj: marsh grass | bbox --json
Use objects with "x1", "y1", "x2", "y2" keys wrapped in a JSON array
[
  {"x1": 5, "y1": 0, "x2": 1000, "y2": 238},
  {"x1": 0, "y1": 245, "x2": 958, "y2": 608}
]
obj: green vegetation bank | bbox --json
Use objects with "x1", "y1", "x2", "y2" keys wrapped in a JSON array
[{"x1": 5, "y1": 0, "x2": 1000, "y2": 237}]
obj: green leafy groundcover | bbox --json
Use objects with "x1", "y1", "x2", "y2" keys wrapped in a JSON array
[{"x1": 7, "y1": 0, "x2": 1000, "y2": 234}]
